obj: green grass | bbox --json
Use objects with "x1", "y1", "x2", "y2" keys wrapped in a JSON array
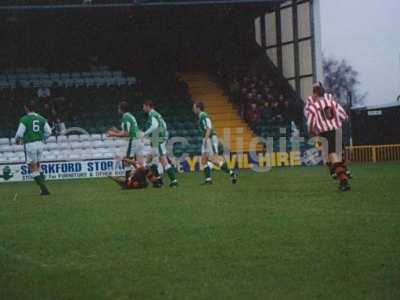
[{"x1": 0, "y1": 163, "x2": 400, "y2": 300}]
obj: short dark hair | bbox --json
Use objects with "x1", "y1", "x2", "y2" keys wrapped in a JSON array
[
  {"x1": 143, "y1": 100, "x2": 154, "y2": 108},
  {"x1": 194, "y1": 102, "x2": 204, "y2": 111},
  {"x1": 313, "y1": 81, "x2": 325, "y2": 97},
  {"x1": 24, "y1": 100, "x2": 36, "y2": 112},
  {"x1": 119, "y1": 101, "x2": 129, "y2": 113}
]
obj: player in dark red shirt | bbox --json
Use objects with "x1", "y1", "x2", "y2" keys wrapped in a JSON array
[{"x1": 109, "y1": 158, "x2": 160, "y2": 189}]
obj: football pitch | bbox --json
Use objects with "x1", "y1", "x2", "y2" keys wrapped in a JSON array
[{"x1": 0, "y1": 163, "x2": 399, "y2": 300}]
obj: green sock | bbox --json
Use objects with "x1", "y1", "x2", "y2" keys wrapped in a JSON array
[
  {"x1": 165, "y1": 165, "x2": 177, "y2": 182},
  {"x1": 204, "y1": 165, "x2": 212, "y2": 180},
  {"x1": 220, "y1": 162, "x2": 231, "y2": 174},
  {"x1": 34, "y1": 175, "x2": 48, "y2": 193}
]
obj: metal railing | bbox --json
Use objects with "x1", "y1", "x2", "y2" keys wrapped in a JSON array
[{"x1": 345, "y1": 144, "x2": 400, "y2": 162}]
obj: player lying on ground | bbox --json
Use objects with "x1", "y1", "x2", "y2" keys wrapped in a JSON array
[
  {"x1": 106, "y1": 101, "x2": 143, "y2": 186},
  {"x1": 108, "y1": 158, "x2": 159, "y2": 189},
  {"x1": 193, "y1": 102, "x2": 238, "y2": 185},
  {"x1": 15, "y1": 101, "x2": 51, "y2": 196},
  {"x1": 304, "y1": 82, "x2": 352, "y2": 192},
  {"x1": 142, "y1": 100, "x2": 178, "y2": 188}
]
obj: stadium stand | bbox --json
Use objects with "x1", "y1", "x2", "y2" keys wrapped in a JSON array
[
  {"x1": 0, "y1": 3, "x2": 308, "y2": 165},
  {"x1": 0, "y1": 58, "x2": 304, "y2": 163},
  {"x1": 0, "y1": 69, "x2": 206, "y2": 163}
]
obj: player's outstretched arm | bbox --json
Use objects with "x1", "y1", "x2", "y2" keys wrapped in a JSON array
[
  {"x1": 143, "y1": 117, "x2": 159, "y2": 137},
  {"x1": 106, "y1": 128, "x2": 128, "y2": 138},
  {"x1": 122, "y1": 157, "x2": 139, "y2": 168}
]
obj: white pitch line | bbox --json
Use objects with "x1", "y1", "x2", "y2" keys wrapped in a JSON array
[{"x1": 12, "y1": 193, "x2": 18, "y2": 201}]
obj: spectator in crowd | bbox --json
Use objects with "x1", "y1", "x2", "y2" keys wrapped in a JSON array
[
  {"x1": 271, "y1": 99, "x2": 283, "y2": 123},
  {"x1": 255, "y1": 93, "x2": 263, "y2": 105},
  {"x1": 246, "y1": 102, "x2": 260, "y2": 129},
  {"x1": 251, "y1": 87, "x2": 257, "y2": 97},
  {"x1": 282, "y1": 99, "x2": 293, "y2": 125},
  {"x1": 262, "y1": 85, "x2": 271, "y2": 97},
  {"x1": 229, "y1": 78, "x2": 240, "y2": 103},
  {"x1": 260, "y1": 100, "x2": 272, "y2": 124},
  {"x1": 257, "y1": 80, "x2": 264, "y2": 90},
  {"x1": 37, "y1": 86, "x2": 51, "y2": 99},
  {"x1": 241, "y1": 76, "x2": 249, "y2": 86},
  {"x1": 54, "y1": 117, "x2": 67, "y2": 136},
  {"x1": 246, "y1": 92, "x2": 254, "y2": 102},
  {"x1": 240, "y1": 87, "x2": 248, "y2": 97},
  {"x1": 266, "y1": 94, "x2": 274, "y2": 104}
]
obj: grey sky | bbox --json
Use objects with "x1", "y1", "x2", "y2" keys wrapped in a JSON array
[{"x1": 320, "y1": 0, "x2": 400, "y2": 105}]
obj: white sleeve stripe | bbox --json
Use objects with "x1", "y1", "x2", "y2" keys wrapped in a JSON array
[
  {"x1": 15, "y1": 123, "x2": 26, "y2": 139},
  {"x1": 44, "y1": 123, "x2": 52, "y2": 136},
  {"x1": 205, "y1": 118, "x2": 212, "y2": 129},
  {"x1": 144, "y1": 117, "x2": 159, "y2": 137},
  {"x1": 152, "y1": 117, "x2": 159, "y2": 129}
]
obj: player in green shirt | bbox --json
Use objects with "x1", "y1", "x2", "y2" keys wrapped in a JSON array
[
  {"x1": 193, "y1": 102, "x2": 237, "y2": 185},
  {"x1": 15, "y1": 101, "x2": 52, "y2": 196},
  {"x1": 107, "y1": 101, "x2": 143, "y2": 186},
  {"x1": 142, "y1": 100, "x2": 178, "y2": 187}
]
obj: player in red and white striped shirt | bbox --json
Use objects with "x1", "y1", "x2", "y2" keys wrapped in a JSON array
[{"x1": 304, "y1": 82, "x2": 351, "y2": 191}]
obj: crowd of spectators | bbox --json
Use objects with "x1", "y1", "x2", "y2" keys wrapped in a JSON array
[{"x1": 219, "y1": 73, "x2": 296, "y2": 135}]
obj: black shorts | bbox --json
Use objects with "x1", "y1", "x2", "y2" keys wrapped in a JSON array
[{"x1": 320, "y1": 130, "x2": 337, "y2": 154}]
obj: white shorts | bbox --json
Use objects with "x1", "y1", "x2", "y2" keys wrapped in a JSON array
[
  {"x1": 153, "y1": 141, "x2": 167, "y2": 157},
  {"x1": 142, "y1": 139, "x2": 154, "y2": 157},
  {"x1": 25, "y1": 141, "x2": 44, "y2": 164},
  {"x1": 201, "y1": 135, "x2": 219, "y2": 156}
]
